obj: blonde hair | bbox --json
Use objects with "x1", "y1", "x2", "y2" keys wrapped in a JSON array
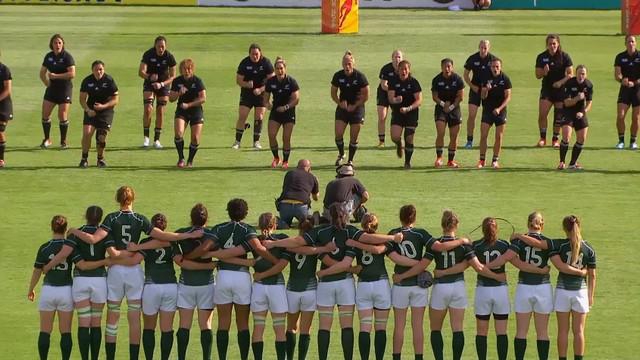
[
  {"x1": 361, "y1": 213, "x2": 379, "y2": 234},
  {"x1": 343, "y1": 50, "x2": 355, "y2": 65},
  {"x1": 441, "y1": 209, "x2": 459, "y2": 232},
  {"x1": 179, "y1": 58, "x2": 195, "y2": 73},
  {"x1": 527, "y1": 211, "x2": 544, "y2": 231},
  {"x1": 562, "y1": 215, "x2": 583, "y2": 266}
]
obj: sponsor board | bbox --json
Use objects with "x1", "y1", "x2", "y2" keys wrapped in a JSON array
[{"x1": 197, "y1": 0, "x2": 473, "y2": 9}]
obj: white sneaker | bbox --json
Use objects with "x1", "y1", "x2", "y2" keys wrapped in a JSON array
[
  {"x1": 616, "y1": 142, "x2": 625, "y2": 149},
  {"x1": 231, "y1": 141, "x2": 241, "y2": 149},
  {"x1": 631, "y1": 142, "x2": 639, "y2": 150},
  {"x1": 153, "y1": 140, "x2": 163, "y2": 149},
  {"x1": 253, "y1": 141, "x2": 262, "y2": 150},
  {"x1": 142, "y1": 137, "x2": 150, "y2": 147}
]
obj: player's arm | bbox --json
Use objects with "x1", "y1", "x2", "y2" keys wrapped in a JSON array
[
  {"x1": 150, "y1": 227, "x2": 204, "y2": 242},
  {"x1": 248, "y1": 237, "x2": 278, "y2": 265},
  {"x1": 183, "y1": 89, "x2": 205, "y2": 109},
  {"x1": 357, "y1": 232, "x2": 402, "y2": 245},
  {"x1": 535, "y1": 64, "x2": 547, "y2": 79},
  {"x1": 317, "y1": 256, "x2": 353, "y2": 278},
  {"x1": 39, "y1": 66, "x2": 49, "y2": 87},
  {"x1": 496, "y1": 88, "x2": 511, "y2": 113},
  {"x1": 431, "y1": 90, "x2": 443, "y2": 106},
  {"x1": 27, "y1": 268, "x2": 43, "y2": 302},
  {"x1": 50, "y1": 65, "x2": 75, "y2": 81},
  {"x1": 352, "y1": 85, "x2": 369, "y2": 108},
  {"x1": 43, "y1": 244, "x2": 74, "y2": 273},
  {"x1": 175, "y1": 256, "x2": 217, "y2": 271},
  {"x1": 409, "y1": 90, "x2": 423, "y2": 110},
  {"x1": 221, "y1": 257, "x2": 255, "y2": 267},
  {"x1": 453, "y1": 88, "x2": 463, "y2": 108},
  {"x1": 345, "y1": 239, "x2": 386, "y2": 254},
  {"x1": 587, "y1": 268, "x2": 596, "y2": 307},
  {"x1": 331, "y1": 85, "x2": 341, "y2": 106},
  {"x1": 287, "y1": 89, "x2": 300, "y2": 109},
  {"x1": 69, "y1": 227, "x2": 108, "y2": 245},
  {"x1": 162, "y1": 65, "x2": 176, "y2": 88},
  {"x1": 463, "y1": 68, "x2": 475, "y2": 89},
  {"x1": 138, "y1": 62, "x2": 149, "y2": 80},
  {"x1": 76, "y1": 258, "x2": 111, "y2": 271},
  {"x1": 237, "y1": 73, "x2": 252, "y2": 89},
  {"x1": 263, "y1": 236, "x2": 307, "y2": 249},
  {"x1": 286, "y1": 242, "x2": 336, "y2": 255},
  {"x1": 486, "y1": 249, "x2": 517, "y2": 268},
  {"x1": 512, "y1": 233, "x2": 548, "y2": 249},
  {"x1": 467, "y1": 257, "x2": 506, "y2": 282},
  {"x1": 204, "y1": 244, "x2": 248, "y2": 260},
  {"x1": 183, "y1": 239, "x2": 213, "y2": 260},
  {"x1": 434, "y1": 260, "x2": 469, "y2": 278},
  {"x1": 392, "y1": 258, "x2": 430, "y2": 283},
  {"x1": 106, "y1": 246, "x2": 134, "y2": 260},
  {"x1": 388, "y1": 88, "x2": 401, "y2": 104},
  {"x1": 0, "y1": 78, "x2": 11, "y2": 102},
  {"x1": 128, "y1": 239, "x2": 170, "y2": 251},
  {"x1": 550, "y1": 255, "x2": 587, "y2": 276},
  {"x1": 379, "y1": 78, "x2": 389, "y2": 91},
  {"x1": 388, "y1": 251, "x2": 419, "y2": 267},
  {"x1": 262, "y1": 90, "x2": 272, "y2": 109},
  {"x1": 110, "y1": 252, "x2": 144, "y2": 266},
  {"x1": 254, "y1": 258, "x2": 289, "y2": 282},
  {"x1": 431, "y1": 238, "x2": 470, "y2": 252},
  {"x1": 510, "y1": 256, "x2": 549, "y2": 274}
]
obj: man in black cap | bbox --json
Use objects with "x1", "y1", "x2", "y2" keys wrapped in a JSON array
[{"x1": 323, "y1": 163, "x2": 369, "y2": 223}]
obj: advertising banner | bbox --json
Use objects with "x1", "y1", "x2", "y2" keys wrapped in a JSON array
[
  {"x1": 196, "y1": 0, "x2": 473, "y2": 9},
  {"x1": 623, "y1": 0, "x2": 640, "y2": 35},
  {"x1": 0, "y1": 0, "x2": 196, "y2": 4},
  {"x1": 322, "y1": 0, "x2": 359, "y2": 33}
]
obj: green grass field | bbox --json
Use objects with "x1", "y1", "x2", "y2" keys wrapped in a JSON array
[{"x1": 0, "y1": 5, "x2": 638, "y2": 360}]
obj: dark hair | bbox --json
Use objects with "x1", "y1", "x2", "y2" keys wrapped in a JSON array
[
  {"x1": 151, "y1": 213, "x2": 168, "y2": 231},
  {"x1": 546, "y1": 33, "x2": 563, "y2": 66},
  {"x1": 399, "y1": 204, "x2": 417, "y2": 225},
  {"x1": 190, "y1": 203, "x2": 208, "y2": 227},
  {"x1": 481, "y1": 217, "x2": 498, "y2": 244},
  {"x1": 328, "y1": 203, "x2": 348, "y2": 230},
  {"x1": 91, "y1": 60, "x2": 105, "y2": 70},
  {"x1": 249, "y1": 43, "x2": 262, "y2": 54},
  {"x1": 258, "y1": 212, "x2": 277, "y2": 238},
  {"x1": 116, "y1": 186, "x2": 135, "y2": 207},
  {"x1": 227, "y1": 198, "x2": 249, "y2": 222},
  {"x1": 299, "y1": 219, "x2": 314, "y2": 235},
  {"x1": 441, "y1": 58, "x2": 453, "y2": 66},
  {"x1": 154, "y1": 35, "x2": 167, "y2": 45},
  {"x1": 49, "y1": 34, "x2": 64, "y2": 51},
  {"x1": 51, "y1": 215, "x2": 68, "y2": 234},
  {"x1": 85, "y1": 206, "x2": 103, "y2": 226},
  {"x1": 492, "y1": 57, "x2": 502, "y2": 65}
]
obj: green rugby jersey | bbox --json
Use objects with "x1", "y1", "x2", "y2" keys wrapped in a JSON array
[
  {"x1": 305, "y1": 224, "x2": 362, "y2": 283},
  {"x1": 473, "y1": 238, "x2": 509, "y2": 287},
  {"x1": 425, "y1": 236, "x2": 476, "y2": 284},
  {"x1": 100, "y1": 210, "x2": 153, "y2": 250},
  {"x1": 389, "y1": 226, "x2": 434, "y2": 286},
  {"x1": 210, "y1": 221, "x2": 256, "y2": 272},
  {"x1": 550, "y1": 239, "x2": 596, "y2": 291},
  {"x1": 253, "y1": 233, "x2": 290, "y2": 285},
  {"x1": 140, "y1": 237, "x2": 176, "y2": 284},
  {"x1": 174, "y1": 227, "x2": 215, "y2": 286},
  {"x1": 34, "y1": 238, "x2": 75, "y2": 286},
  {"x1": 510, "y1": 233, "x2": 555, "y2": 285},
  {"x1": 69, "y1": 225, "x2": 114, "y2": 277},
  {"x1": 286, "y1": 245, "x2": 319, "y2": 292},
  {"x1": 354, "y1": 243, "x2": 393, "y2": 282}
]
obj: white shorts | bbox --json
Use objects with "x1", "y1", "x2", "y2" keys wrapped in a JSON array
[
  {"x1": 214, "y1": 270, "x2": 251, "y2": 305},
  {"x1": 251, "y1": 283, "x2": 288, "y2": 313},
  {"x1": 177, "y1": 283, "x2": 214, "y2": 310},
  {"x1": 72, "y1": 277, "x2": 108, "y2": 304},
  {"x1": 356, "y1": 279, "x2": 391, "y2": 310},
  {"x1": 554, "y1": 288, "x2": 589, "y2": 313},
  {"x1": 107, "y1": 264, "x2": 144, "y2": 302},
  {"x1": 39, "y1": 285, "x2": 73, "y2": 312},
  {"x1": 287, "y1": 290, "x2": 317, "y2": 313},
  {"x1": 430, "y1": 282, "x2": 467, "y2": 310},
  {"x1": 316, "y1": 278, "x2": 356, "y2": 307},
  {"x1": 514, "y1": 283, "x2": 553, "y2": 314},
  {"x1": 143, "y1": 283, "x2": 178, "y2": 314},
  {"x1": 391, "y1": 285, "x2": 428, "y2": 309},
  {"x1": 474, "y1": 285, "x2": 510, "y2": 316}
]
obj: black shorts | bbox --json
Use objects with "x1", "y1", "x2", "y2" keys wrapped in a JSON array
[
  {"x1": 335, "y1": 106, "x2": 365, "y2": 125},
  {"x1": 617, "y1": 86, "x2": 640, "y2": 107},
  {"x1": 0, "y1": 99, "x2": 13, "y2": 121},
  {"x1": 376, "y1": 87, "x2": 390, "y2": 107},
  {"x1": 468, "y1": 88, "x2": 481, "y2": 106},
  {"x1": 482, "y1": 108, "x2": 507, "y2": 127},
  {"x1": 434, "y1": 105, "x2": 462, "y2": 127},
  {"x1": 561, "y1": 113, "x2": 589, "y2": 131},
  {"x1": 44, "y1": 86, "x2": 72, "y2": 104},
  {"x1": 539, "y1": 86, "x2": 564, "y2": 103},
  {"x1": 83, "y1": 111, "x2": 113, "y2": 130},
  {"x1": 143, "y1": 81, "x2": 170, "y2": 98},
  {"x1": 390, "y1": 110, "x2": 418, "y2": 128},
  {"x1": 175, "y1": 108, "x2": 204, "y2": 125},
  {"x1": 239, "y1": 89, "x2": 265, "y2": 109},
  {"x1": 269, "y1": 109, "x2": 296, "y2": 124}
]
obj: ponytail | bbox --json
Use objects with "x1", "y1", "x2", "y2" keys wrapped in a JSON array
[
  {"x1": 481, "y1": 217, "x2": 498, "y2": 244},
  {"x1": 562, "y1": 215, "x2": 583, "y2": 266}
]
